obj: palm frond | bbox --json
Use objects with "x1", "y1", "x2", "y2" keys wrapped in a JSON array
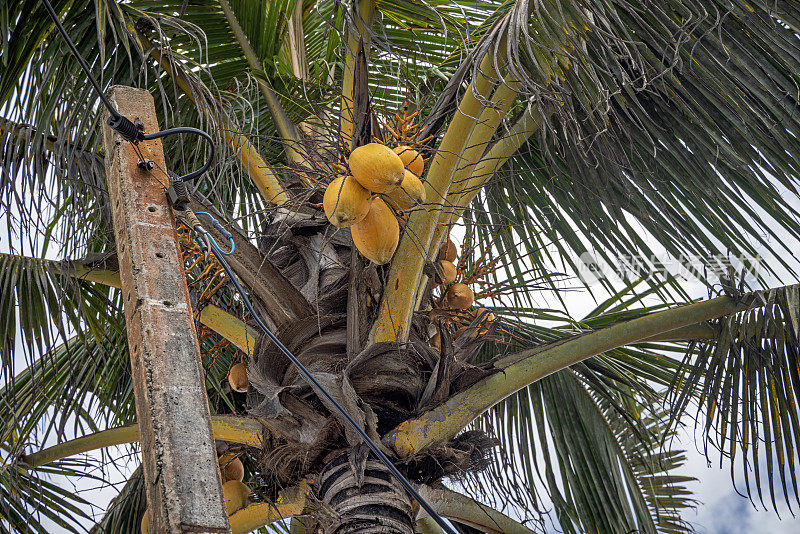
[
  {"x1": 0, "y1": 252, "x2": 121, "y2": 377},
  {"x1": 0, "y1": 460, "x2": 98, "y2": 534},
  {"x1": 668, "y1": 283, "x2": 800, "y2": 511},
  {"x1": 473, "y1": 0, "x2": 800, "y2": 296},
  {"x1": 459, "y1": 285, "x2": 693, "y2": 533},
  {"x1": 0, "y1": 0, "x2": 145, "y2": 259},
  {"x1": 0, "y1": 323, "x2": 131, "y2": 462},
  {"x1": 89, "y1": 466, "x2": 145, "y2": 534},
  {"x1": 469, "y1": 370, "x2": 694, "y2": 534},
  {"x1": 0, "y1": 250, "x2": 243, "y2": 462}
]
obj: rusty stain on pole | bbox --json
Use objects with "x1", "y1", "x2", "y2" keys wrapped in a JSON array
[{"x1": 102, "y1": 86, "x2": 230, "y2": 533}]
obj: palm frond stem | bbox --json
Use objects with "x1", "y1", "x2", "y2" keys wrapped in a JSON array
[
  {"x1": 2, "y1": 252, "x2": 259, "y2": 353},
  {"x1": 373, "y1": 52, "x2": 505, "y2": 343},
  {"x1": 641, "y1": 322, "x2": 717, "y2": 342},
  {"x1": 417, "y1": 485, "x2": 535, "y2": 534},
  {"x1": 221, "y1": 128, "x2": 294, "y2": 204},
  {"x1": 143, "y1": 30, "x2": 292, "y2": 204},
  {"x1": 219, "y1": 0, "x2": 306, "y2": 164},
  {"x1": 426, "y1": 78, "x2": 523, "y2": 258},
  {"x1": 439, "y1": 104, "x2": 542, "y2": 237},
  {"x1": 216, "y1": 0, "x2": 309, "y2": 171},
  {"x1": 416, "y1": 517, "x2": 446, "y2": 534},
  {"x1": 289, "y1": 517, "x2": 310, "y2": 534},
  {"x1": 18, "y1": 416, "x2": 263, "y2": 469},
  {"x1": 387, "y1": 284, "x2": 799, "y2": 456}
]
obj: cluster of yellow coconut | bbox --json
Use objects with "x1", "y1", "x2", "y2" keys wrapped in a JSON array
[
  {"x1": 428, "y1": 237, "x2": 496, "y2": 350},
  {"x1": 141, "y1": 455, "x2": 251, "y2": 532},
  {"x1": 219, "y1": 454, "x2": 252, "y2": 516},
  {"x1": 323, "y1": 143, "x2": 426, "y2": 264}
]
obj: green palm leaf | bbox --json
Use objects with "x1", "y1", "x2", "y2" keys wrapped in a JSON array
[
  {"x1": 470, "y1": 370, "x2": 694, "y2": 534},
  {"x1": 0, "y1": 253, "x2": 121, "y2": 375},
  {"x1": 473, "y1": 0, "x2": 800, "y2": 295},
  {"x1": 462, "y1": 284, "x2": 691, "y2": 532},
  {"x1": 669, "y1": 284, "x2": 800, "y2": 511},
  {"x1": 0, "y1": 460, "x2": 97, "y2": 534},
  {"x1": 89, "y1": 466, "x2": 145, "y2": 534}
]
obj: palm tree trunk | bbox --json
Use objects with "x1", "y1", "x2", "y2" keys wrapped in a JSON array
[{"x1": 317, "y1": 450, "x2": 415, "y2": 534}]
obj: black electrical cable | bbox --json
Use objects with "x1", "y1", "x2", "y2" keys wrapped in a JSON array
[
  {"x1": 142, "y1": 127, "x2": 215, "y2": 182},
  {"x1": 42, "y1": 0, "x2": 214, "y2": 180},
  {"x1": 199, "y1": 229, "x2": 459, "y2": 534},
  {"x1": 41, "y1": 0, "x2": 120, "y2": 121}
]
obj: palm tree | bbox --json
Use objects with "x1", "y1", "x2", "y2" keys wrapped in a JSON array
[{"x1": 2, "y1": 0, "x2": 800, "y2": 532}]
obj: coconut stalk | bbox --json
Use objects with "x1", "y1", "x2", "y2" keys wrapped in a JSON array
[
  {"x1": 19, "y1": 415, "x2": 263, "y2": 469},
  {"x1": 141, "y1": 30, "x2": 292, "y2": 205},
  {"x1": 385, "y1": 287, "x2": 794, "y2": 457},
  {"x1": 217, "y1": 0, "x2": 309, "y2": 170},
  {"x1": 372, "y1": 53, "x2": 504, "y2": 343},
  {"x1": 340, "y1": 0, "x2": 377, "y2": 148},
  {"x1": 228, "y1": 481, "x2": 310, "y2": 534},
  {"x1": 431, "y1": 105, "x2": 543, "y2": 253},
  {"x1": 416, "y1": 485, "x2": 536, "y2": 534}
]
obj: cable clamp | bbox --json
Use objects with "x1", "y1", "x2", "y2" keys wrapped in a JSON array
[
  {"x1": 167, "y1": 178, "x2": 191, "y2": 211},
  {"x1": 106, "y1": 114, "x2": 145, "y2": 143}
]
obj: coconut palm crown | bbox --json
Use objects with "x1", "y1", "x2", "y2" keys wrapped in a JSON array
[{"x1": 2, "y1": 0, "x2": 800, "y2": 533}]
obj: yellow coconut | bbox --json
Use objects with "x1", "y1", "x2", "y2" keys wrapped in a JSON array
[
  {"x1": 323, "y1": 175, "x2": 372, "y2": 227},
  {"x1": 223, "y1": 480, "x2": 252, "y2": 515},
  {"x1": 386, "y1": 170, "x2": 426, "y2": 211},
  {"x1": 349, "y1": 143, "x2": 405, "y2": 194},
  {"x1": 141, "y1": 511, "x2": 149, "y2": 534},
  {"x1": 221, "y1": 456, "x2": 245, "y2": 482},
  {"x1": 445, "y1": 283, "x2": 474, "y2": 310},
  {"x1": 351, "y1": 197, "x2": 400, "y2": 265},
  {"x1": 435, "y1": 260, "x2": 457, "y2": 285},
  {"x1": 393, "y1": 145, "x2": 425, "y2": 177},
  {"x1": 438, "y1": 238, "x2": 458, "y2": 263},
  {"x1": 228, "y1": 363, "x2": 248, "y2": 393}
]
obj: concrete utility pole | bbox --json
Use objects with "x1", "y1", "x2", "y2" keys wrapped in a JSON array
[{"x1": 102, "y1": 86, "x2": 230, "y2": 533}]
